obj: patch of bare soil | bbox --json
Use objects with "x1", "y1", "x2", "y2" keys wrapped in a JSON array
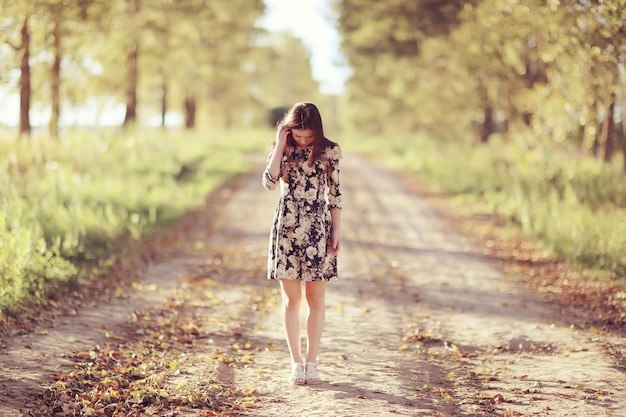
[{"x1": 1, "y1": 153, "x2": 625, "y2": 416}]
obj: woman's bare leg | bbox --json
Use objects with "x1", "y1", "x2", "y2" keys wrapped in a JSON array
[
  {"x1": 304, "y1": 281, "x2": 326, "y2": 364},
  {"x1": 279, "y1": 279, "x2": 304, "y2": 364}
]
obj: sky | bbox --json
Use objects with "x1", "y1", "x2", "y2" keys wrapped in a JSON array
[{"x1": 257, "y1": 0, "x2": 351, "y2": 95}]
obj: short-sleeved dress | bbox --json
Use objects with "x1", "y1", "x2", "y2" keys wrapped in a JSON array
[{"x1": 262, "y1": 143, "x2": 342, "y2": 281}]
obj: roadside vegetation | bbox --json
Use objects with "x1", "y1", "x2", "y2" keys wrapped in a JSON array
[
  {"x1": 0, "y1": 128, "x2": 265, "y2": 317},
  {"x1": 343, "y1": 131, "x2": 626, "y2": 331},
  {"x1": 347, "y1": 133, "x2": 626, "y2": 281}
]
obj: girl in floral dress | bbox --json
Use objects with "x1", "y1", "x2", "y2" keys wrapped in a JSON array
[{"x1": 262, "y1": 102, "x2": 342, "y2": 385}]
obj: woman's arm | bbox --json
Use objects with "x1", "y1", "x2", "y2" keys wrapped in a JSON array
[
  {"x1": 266, "y1": 134, "x2": 287, "y2": 180},
  {"x1": 262, "y1": 126, "x2": 289, "y2": 190},
  {"x1": 327, "y1": 144, "x2": 342, "y2": 254},
  {"x1": 329, "y1": 207, "x2": 341, "y2": 254}
]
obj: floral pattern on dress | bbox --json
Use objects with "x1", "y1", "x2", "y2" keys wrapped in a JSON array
[{"x1": 262, "y1": 144, "x2": 341, "y2": 281}]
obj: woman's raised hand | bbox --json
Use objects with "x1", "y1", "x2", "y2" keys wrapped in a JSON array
[{"x1": 277, "y1": 124, "x2": 290, "y2": 147}]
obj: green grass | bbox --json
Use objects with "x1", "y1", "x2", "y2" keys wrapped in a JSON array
[
  {"x1": 0, "y1": 127, "x2": 268, "y2": 316},
  {"x1": 344, "y1": 132, "x2": 626, "y2": 280}
]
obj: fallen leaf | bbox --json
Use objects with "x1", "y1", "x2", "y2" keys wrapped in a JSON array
[{"x1": 492, "y1": 393, "x2": 506, "y2": 404}]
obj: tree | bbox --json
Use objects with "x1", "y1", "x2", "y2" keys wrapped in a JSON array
[
  {"x1": 192, "y1": 0, "x2": 267, "y2": 129},
  {"x1": 1, "y1": 6, "x2": 33, "y2": 137},
  {"x1": 0, "y1": 0, "x2": 282, "y2": 133},
  {"x1": 571, "y1": 0, "x2": 626, "y2": 163},
  {"x1": 44, "y1": 0, "x2": 95, "y2": 137},
  {"x1": 17, "y1": 17, "x2": 31, "y2": 136},
  {"x1": 336, "y1": 0, "x2": 476, "y2": 133},
  {"x1": 123, "y1": 0, "x2": 140, "y2": 127},
  {"x1": 250, "y1": 33, "x2": 321, "y2": 108},
  {"x1": 122, "y1": 0, "x2": 267, "y2": 129}
]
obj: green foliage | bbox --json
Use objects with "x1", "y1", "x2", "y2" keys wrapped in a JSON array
[
  {"x1": 0, "y1": 128, "x2": 265, "y2": 316},
  {"x1": 347, "y1": 132, "x2": 626, "y2": 278},
  {"x1": 2, "y1": 0, "x2": 283, "y2": 131},
  {"x1": 338, "y1": 0, "x2": 626, "y2": 163},
  {"x1": 250, "y1": 33, "x2": 323, "y2": 111}
]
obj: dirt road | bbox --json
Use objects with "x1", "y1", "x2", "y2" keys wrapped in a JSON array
[{"x1": 1, "y1": 153, "x2": 625, "y2": 416}]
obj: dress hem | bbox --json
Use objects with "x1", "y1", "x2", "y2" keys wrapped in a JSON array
[{"x1": 268, "y1": 276, "x2": 337, "y2": 282}]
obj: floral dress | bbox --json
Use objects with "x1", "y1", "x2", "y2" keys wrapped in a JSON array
[{"x1": 262, "y1": 144, "x2": 342, "y2": 281}]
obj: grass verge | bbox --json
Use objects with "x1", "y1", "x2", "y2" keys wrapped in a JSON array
[
  {"x1": 344, "y1": 132, "x2": 626, "y2": 282},
  {"x1": 0, "y1": 127, "x2": 268, "y2": 317}
]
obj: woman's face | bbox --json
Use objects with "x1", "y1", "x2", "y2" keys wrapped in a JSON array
[{"x1": 291, "y1": 128, "x2": 314, "y2": 147}]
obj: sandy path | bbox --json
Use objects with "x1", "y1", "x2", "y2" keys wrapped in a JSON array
[
  {"x1": 191, "y1": 153, "x2": 626, "y2": 416},
  {"x1": 1, "y1": 152, "x2": 624, "y2": 416}
]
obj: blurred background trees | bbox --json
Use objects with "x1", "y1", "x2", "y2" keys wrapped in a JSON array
[
  {"x1": 2, "y1": 0, "x2": 626, "y2": 169},
  {"x1": 0, "y1": 0, "x2": 321, "y2": 133},
  {"x1": 337, "y1": 0, "x2": 626, "y2": 171}
]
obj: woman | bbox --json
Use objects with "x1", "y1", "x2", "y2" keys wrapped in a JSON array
[{"x1": 262, "y1": 102, "x2": 342, "y2": 385}]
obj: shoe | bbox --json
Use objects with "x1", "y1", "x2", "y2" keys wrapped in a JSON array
[
  {"x1": 290, "y1": 363, "x2": 305, "y2": 385},
  {"x1": 305, "y1": 362, "x2": 322, "y2": 385}
]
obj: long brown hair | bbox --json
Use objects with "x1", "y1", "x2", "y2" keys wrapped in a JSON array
[{"x1": 272, "y1": 102, "x2": 339, "y2": 173}]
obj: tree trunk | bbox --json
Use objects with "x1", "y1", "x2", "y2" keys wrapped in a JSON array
[
  {"x1": 480, "y1": 106, "x2": 492, "y2": 144},
  {"x1": 160, "y1": 77, "x2": 167, "y2": 129},
  {"x1": 592, "y1": 132, "x2": 600, "y2": 157},
  {"x1": 19, "y1": 17, "x2": 31, "y2": 137},
  {"x1": 584, "y1": 101, "x2": 599, "y2": 156},
  {"x1": 603, "y1": 99, "x2": 616, "y2": 162},
  {"x1": 50, "y1": 17, "x2": 62, "y2": 139},
  {"x1": 123, "y1": 0, "x2": 140, "y2": 127},
  {"x1": 123, "y1": 41, "x2": 139, "y2": 126},
  {"x1": 184, "y1": 96, "x2": 196, "y2": 129},
  {"x1": 622, "y1": 116, "x2": 626, "y2": 174}
]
